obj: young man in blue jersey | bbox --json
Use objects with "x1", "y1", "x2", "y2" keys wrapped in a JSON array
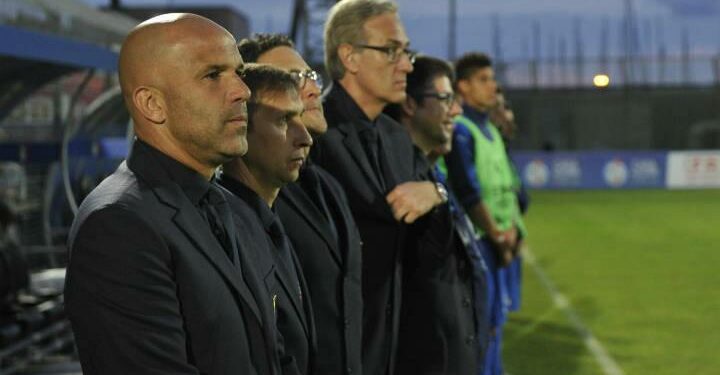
[{"x1": 444, "y1": 52, "x2": 527, "y2": 375}]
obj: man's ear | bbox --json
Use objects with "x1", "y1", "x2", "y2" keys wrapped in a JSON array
[
  {"x1": 401, "y1": 96, "x2": 417, "y2": 117},
  {"x1": 338, "y1": 43, "x2": 359, "y2": 74},
  {"x1": 456, "y1": 79, "x2": 469, "y2": 97},
  {"x1": 133, "y1": 86, "x2": 166, "y2": 125}
]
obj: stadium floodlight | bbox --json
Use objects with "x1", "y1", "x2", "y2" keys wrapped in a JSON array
[{"x1": 593, "y1": 74, "x2": 611, "y2": 88}]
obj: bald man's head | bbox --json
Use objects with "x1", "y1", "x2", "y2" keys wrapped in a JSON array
[
  {"x1": 119, "y1": 13, "x2": 251, "y2": 178},
  {"x1": 119, "y1": 14, "x2": 229, "y2": 118}
]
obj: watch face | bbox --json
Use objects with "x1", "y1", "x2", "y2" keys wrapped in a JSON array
[{"x1": 436, "y1": 182, "x2": 449, "y2": 202}]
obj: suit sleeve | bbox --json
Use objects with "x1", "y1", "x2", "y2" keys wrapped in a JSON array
[{"x1": 65, "y1": 205, "x2": 200, "y2": 375}]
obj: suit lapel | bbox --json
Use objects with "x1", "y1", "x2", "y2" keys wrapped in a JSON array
[
  {"x1": 280, "y1": 184, "x2": 342, "y2": 266},
  {"x1": 315, "y1": 176, "x2": 357, "y2": 271},
  {"x1": 273, "y1": 251, "x2": 310, "y2": 336},
  {"x1": 377, "y1": 121, "x2": 402, "y2": 188},
  {"x1": 127, "y1": 141, "x2": 264, "y2": 326},
  {"x1": 157, "y1": 186, "x2": 263, "y2": 323},
  {"x1": 338, "y1": 121, "x2": 385, "y2": 194},
  {"x1": 293, "y1": 249, "x2": 317, "y2": 352}
]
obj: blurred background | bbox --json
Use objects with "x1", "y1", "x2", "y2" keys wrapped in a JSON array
[{"x1": 0, "y1": 0, "x2": 718, "y2": 374}]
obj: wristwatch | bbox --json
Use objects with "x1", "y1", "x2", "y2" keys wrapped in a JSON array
[{"x1": 434, "y1": 182, "x2": 449, "y2": 203}]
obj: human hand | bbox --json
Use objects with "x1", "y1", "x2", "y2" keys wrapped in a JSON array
[{"x1": 386, "y1": 181, "x2": 442, "y2": 224}]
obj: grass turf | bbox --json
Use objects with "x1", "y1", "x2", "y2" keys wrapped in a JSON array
[{"x1": 503, "y1": 189, "x2": 720, "y2": 375}]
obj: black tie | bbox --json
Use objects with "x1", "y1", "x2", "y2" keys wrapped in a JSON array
[
  {"x1": 268, "y1": 214, "x2": 302, "y2": 299},
  {"x1": 359, "y1": 125, "x2": 387, "y2": 191},
  {"x1": 199, "y1": 185, "x2": 237, "y2": 265}
]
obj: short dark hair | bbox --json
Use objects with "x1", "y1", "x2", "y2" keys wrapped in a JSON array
[
  {"x1": 407, "y1": 55, "x2": 455, "y2": 104},
  {"x1": 237, "y1": 33, "x2": 294, "y2": 63},
  {"x1": 454, "y1": 52, "x2": 493, "y2": 81},
  {"x1": 241, "y1": 64, "x2": 299, "y2": 127},
  {"x1": 384, "y1": 55, "x2": 455, "y2": 121}
]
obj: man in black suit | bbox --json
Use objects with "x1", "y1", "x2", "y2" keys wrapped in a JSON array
[
  {"x1": 219, "y1": 65, "x2": 316, "y2": 375},
  {"x1": 386, "y1": 55, "x2": 490, "y2": 375},
  {"x1": 238, "y1": 34, "x2": 363, "y2": 375},
  {"x1": 315, "y1": 1, "x2": 449, "y2": 374},
  {"x1": 64, "y1": 14, "x2": 278, "y2": 375}
]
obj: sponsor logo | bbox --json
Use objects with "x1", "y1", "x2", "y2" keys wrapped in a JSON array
[
  {"x1": 667, "y1": 151, "x2": 720, "y2": 188},
  {"x1": 524, "y1": 159, "x2": 549, "y2": 187},
  {"x1": 603, "y1": 158, "x2": 628, "y2": 187},
  {"x1": 630, "y1": 158, "x2": 661, "y2": 185},
  {"x1": 552, "y1": 158, "x2": 582, "y2": 186}
]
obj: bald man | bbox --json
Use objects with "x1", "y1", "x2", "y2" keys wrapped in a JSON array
[{"x1": 64, "y1": 14, "x2": 278, "y2": 375}]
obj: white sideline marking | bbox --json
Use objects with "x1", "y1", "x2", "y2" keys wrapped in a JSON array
[{"x1": 524, "y1": 248, "x2": 625, "y2": 375}]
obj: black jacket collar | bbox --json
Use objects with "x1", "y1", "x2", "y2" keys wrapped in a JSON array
[
  {"x1": 217, "y1": 174, "x2": 275, "y2": 231},
  {"x1": 128, "y1": 139, "x2": 211, "y2": 206}
]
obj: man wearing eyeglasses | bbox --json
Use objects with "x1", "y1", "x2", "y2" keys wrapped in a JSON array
[
  {"x1": 314, "y1": 1, "x2": 450, "y2": 375},
  {"x1": 238, "y1": 34, "x2": 363, "y2": 375},
  {"x1": 383, "y1": 55, "x2": 492, "y2": 375}
]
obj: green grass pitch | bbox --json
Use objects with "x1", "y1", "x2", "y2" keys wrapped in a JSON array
[{"x1": 503, "y1": 189, "x2": 720, "y2": 375}]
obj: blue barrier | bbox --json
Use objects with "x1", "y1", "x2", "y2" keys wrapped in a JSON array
[
  {"x1": 511, "y1": 151, "x2": 668, "y2": 189},
  {"x1": 0, "y1": 137, "x2": 127, "y2": 162},
  {"x1": 0, "y1": 25, "x2": 118, "y2": 71}
]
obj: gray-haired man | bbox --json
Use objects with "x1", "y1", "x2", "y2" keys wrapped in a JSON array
[{"x1": 313, "y1": 1, "x2": 449, "y2": 374}]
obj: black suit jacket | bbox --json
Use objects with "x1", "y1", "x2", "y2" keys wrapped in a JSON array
[
  {"x1": 220, "y1": 176, "x2": 316, "y2": 375},
  {"x1": 395, "y1": 160, "x2": 479, "y2": 375},
  {"x1": 276, "y1": 165, "x2": 363, "y2": 375},
  {"x1": 313, "y1": 83, "x2": 424, "y2": 375},
  {"x1": 65, "y1": 140, "x2": 277, "y2": 375}
]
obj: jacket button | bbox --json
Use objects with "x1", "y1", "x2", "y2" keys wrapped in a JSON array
[
  {"x1": 463, "y1": 297, "x2": 471, "y2": 307},
  {"x1": 466, "y1": 335, "x2": 475, "y2": 345},
  {"x1": 344, "y1": 318, "x2": 350, "y2": 327},
  {"x1": 347, "y1": 367, "x2": 353, "y2": 374}
]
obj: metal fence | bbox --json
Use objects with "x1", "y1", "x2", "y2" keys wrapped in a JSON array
[{"x1": 498, "y1": 55, "x2": 720, "y2": 88}]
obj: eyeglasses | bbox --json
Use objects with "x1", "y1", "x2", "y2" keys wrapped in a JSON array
[
  {"x1": 353, "y1": 44, "x2": 417, "y2": 64},
  {"x1": 420, "y1": 92, "x2": 455, "y2": 107},
  {"x1": 289, "y1": 69, "x2": 323, "y2": 90}
]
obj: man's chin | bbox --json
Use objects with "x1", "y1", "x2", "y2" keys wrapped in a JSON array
[
  {"x1": 385, "y1": 91, "x2": 407, "y2": 105},
  {"x1": 438, "y1": 144, "x2": 452, "y2": 155},
  {"x1": 284, "y1": 171, "x2": 301, "y2": 184},
  {"x1": 302, "y1": 114, "x2": 328, "y2": 135},
  {"x1": 218, "y1": 141, "x2": 248, "y2": 162},
  {"x1": 234, "y1": 140, "x2": 249, "y2": 157}
]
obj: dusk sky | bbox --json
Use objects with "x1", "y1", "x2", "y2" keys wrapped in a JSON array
[{"x1": 83, "y1": 0, "x2": 720, "y2": 62}]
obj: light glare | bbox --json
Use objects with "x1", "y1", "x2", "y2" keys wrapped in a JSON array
[{"x1": 593, "y1": 74, "x2": 610, "y2": 88}]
